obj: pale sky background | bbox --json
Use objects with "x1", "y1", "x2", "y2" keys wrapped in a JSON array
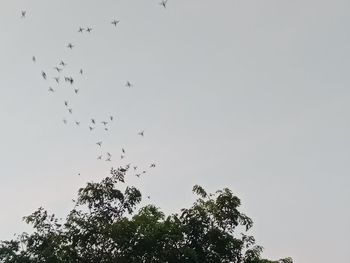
[{"x1": 1, "y1": 0, "x2": 350, "y2": 262}]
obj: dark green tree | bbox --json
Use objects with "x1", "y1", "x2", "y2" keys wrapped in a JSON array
[{"x1": 0, "y1": 167, "x2": 292, "y2": 263}]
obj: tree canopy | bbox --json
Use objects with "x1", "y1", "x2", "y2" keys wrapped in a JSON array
[{"x1": 0, "y1": 167, "x2": 292, "y2": 263}]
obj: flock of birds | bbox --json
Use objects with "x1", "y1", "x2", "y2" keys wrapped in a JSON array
[{"x1": 20, "y1": 2, "x2": 169, "y2": 185}]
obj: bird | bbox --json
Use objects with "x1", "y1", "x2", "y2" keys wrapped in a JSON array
[
  {"x1": 74, "y1": 89, "x2": 79, "y2": 94},
  {"x1": 21, "y1": 11, "x2": 26, "y2": 18},
  {"x1": 125, "y1": 81, "x2": 133, "y2": 88},
  {"x1": 68, "y1": 108, "x2": 73, "y2": 114},
  {"x1": 111, "y1": 20, "x2": 119, "y2": 27},
  {"x1": 135, "y1": 173, "x2": 141, "y2": 178},
  {"x1": 79, "y1": 69, "x2": 83, "y2": 75},
  {"x1": 147, "y1": 195, "x2": 151, "y2": 199},
  {"x1": 110, "y1": 116, "x2": 114, "y2": 121},
  {"x1": 121, "y1": 155, "x2": 124, "y2": 159},
  {"x1": 59, "y1": 61, "x2": 67, "y2": 67},
  {"x1": 78, "y1": 27, "x2": 84, "y2": 33},
  {"x1": 159, "y1": 0, "x2": 168, "y2": 8},
  {"x1": 107, "y1": 152, "x2": 112, "y2": 157},
  {"x1": 86, "y1": 27, "x2": 93, "y2": 33},
  {"x1": 75, "y1": 121, "x2": 80, "y2": 126},
  {"x1": 122, "y1": 148, "x2": 125, "y2": 154},
  {"x1": 64, "y1": 77, "x2": 74, "y2": 84},
  {"x1": 67, "y1": 43, "x2": 74, "y2": 49},
  {"x1": 54, "y1": 67, "x2": 62, "y2": 73},
  {"x1": 138, "y1": 130, "x2": 144, "y2": 137},
  {"x1": 133, "y1": 166, "x2": 137, "y2": 171},
  {"x1": 63, "y1": 119, "x2": 67, "y2": 124},
  {"x1": 106, "y1": 157, "x2": 111, "y2": 162},
  {"x1": 104, "y1": 127, "x2": 108, "y2": 131},
  {"x1": 89, "y1": 126, "x2": 94, "y2": 131},
  {"x1": 32, "y1": 56, "x2": 36, "y2": 62},
  {"x1": 101, "y1": 121, "x2": 108, "y2": 126},
  {"x1": 41, "y1": 71, "x2": 47, "y2": 80},
  {"x1": 64, "y1": 101, "x2": 68, "y2": 107},
  {"x1": 91, "y1": 119, "x2": 96, "y2": 125},
  {"x1": 53, "y1": 77, "x2": 60, "y2": 83},
  {"x1": 96, "y1": 141, "x2": 102, "y2": 147},
  {"x1": 97, "y1": 155, "x2": 102, "y2": 160},
  {"x1": 48, "y1": 87, "x2": 54, "y2": 92},
  {"x1": 150, "y1": 163, "x2": 156, "y2": 168}
]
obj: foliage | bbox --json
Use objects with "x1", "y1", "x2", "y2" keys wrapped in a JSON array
[{"x1": 0, "y1": 167, "x2": 292, "y2": 263}]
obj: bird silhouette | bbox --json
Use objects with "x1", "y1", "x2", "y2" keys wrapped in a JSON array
[
  {"x1": 41, "y1": 71, "x2": 47, "y2": 80},
  {"x1": 138, "y1": 130, "x2": 144, "y2": 137},
  {"x1": 54, "y1": 67, "x2": 62, "y2": 73},
  {"x1": 160, "y1": 0, "x2": 168, "y2": 8},
  {"x1": 53, "y1": 77, "x2": 60, "y2": 83},
  {"x1": 64, "y1": 101, "x2": 68, "y2": 107},
  {"x1": 125, "y1": 81, "x2": 133, "y2": 88},
  {"x1": 48, "y1": 87, "x2": 55, "y2": 92},
  {"x1": 110, "y1": 116, "x2": 114, "y2": 121},
  {"x1": 67, "y1": 43, "x2": 74, "y2": 49},
  {"x1": 75, "y1": 121, "x2": 80, "y2": 126},
  {"x1": 59, "y1": 61, "x2": 67, "y2": 67},
  {"x1": 86, "y1": 27, "x2": 93, "y2": 33},
  {"x1": 111, "y1": 20, "x2": 119, "y2": 27},
  {"x1": 97, "y1": 155, "x2": 102, "y2": 160},
  {"x1": 68, "y1": 108, "x2": 73, "y2": 114},
  {"x1": 96, "y1": 141, "x2": 102, "y2": 147},
  {"x1": 21, "y1": 11, "x2": 26, "y2": 18},
  {"x1": 78, "y1": 27, "x2": 84, "y2": 33},
  {"x1": 74, "y1": 89, "x2": 79, "y2": 94},
  {"x1": 32, "y1": 56, "x2": 36, "y2": 62},
  {"x1": 150, "y1": 163, "x2": 156, "y2": 168}
]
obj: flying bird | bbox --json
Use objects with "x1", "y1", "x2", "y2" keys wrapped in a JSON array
[
  {"x1": 111, "y1": 20, "x2": 119, "y2": 27},
  {"x1": 63, "y1": 119, "x2": 67, "y2": 124},
  {"x1": 89, "y1": 126, "x2": 94, "y2": 131},
  {"x1": 125, "y1": 81, "x2": 133, "y2": 88},
  {"x1": 75, "y1": 121, "x2": 80, "y2": 126},
  {"x1": 110, "y1": 116, "x2": 114, "y2": 121},
  {"x1": 79, "y1": 69, "x2": 83, "y2": 75},
  {"x1": 150, "y1": 163, "x2": 156, "y2": 168},
  {"x1": 53, "y1": 77, "x2": 60, "y2": 83},
  {"x1": 67, "y1": 43, "x2": 74, "y2": 49},
  {"x1": 48, "y1": 87, "x2": 54, "y2": 92},
  {"x1": 91, "y1": 119, "x2": 96, "y2": 125},
  {"x1": 159, "y1": 0, "x2": 168, "y2": 8},
  {"x1": 122, "y1": 148, "x2": 125, "y2": 154},
  {"x1": 21, "y1": 11, "x2": 26, "y2": 18},
  {"x1": 64, "y1": 101, "x2": 68, "y2": 107},
  {"x1": 54, "y1": 67, "x2": 62, "y2": 73},
  {"x1": 59, "y1": 61, "x2": 67, "y2": 67},
  {"x1": 106, "y1": 157, "x2": 111, "y2": 162},
  {"x1": 86, "y1": 27, "x2": 93, "y2": 33},
  {"x1": 78, "y1": 27, "x2": 84, "y2": 33},
  {"x1": 138, "y1": 130, "x2": 144, "y2": 137},
  {"x1": 32, "y1": 56, "x2": 36, "y2": 62},
  {"x1": 97, "y1": 155, "x2": 102, "y2": 160},
  {"x1": 74, "y1": 89, "x2": 79, "y2": 94},
  {"x1": 68, "y1": 108, "x2": 73, "y2": 114},
  {"x1": 96, "y1": 141, "x2": 102, "y2": 147},
  {"x1": 101, "y1": 121, "x2": 108, "y2": 126},
  {"x1": 41, "y1": 71, "x2": 47, "y2": 80}
]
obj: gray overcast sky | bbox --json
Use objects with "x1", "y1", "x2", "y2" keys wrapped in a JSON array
[{"x1": 1, "y1": 0, "x2": 349, "y2": 262}]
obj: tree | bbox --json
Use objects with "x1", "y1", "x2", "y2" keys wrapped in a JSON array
[{"x1": 0, "y1": 167, "x2": 292, "y2": 263}]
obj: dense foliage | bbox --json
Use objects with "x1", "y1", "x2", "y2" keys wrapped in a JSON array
[{"x1": 0, "y1": 167, "x2": 292, "y2": 263}]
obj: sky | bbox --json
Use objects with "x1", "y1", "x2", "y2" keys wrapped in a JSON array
[{"x1": 0, "y1": 0, "x2": 349, "y2": 262}]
